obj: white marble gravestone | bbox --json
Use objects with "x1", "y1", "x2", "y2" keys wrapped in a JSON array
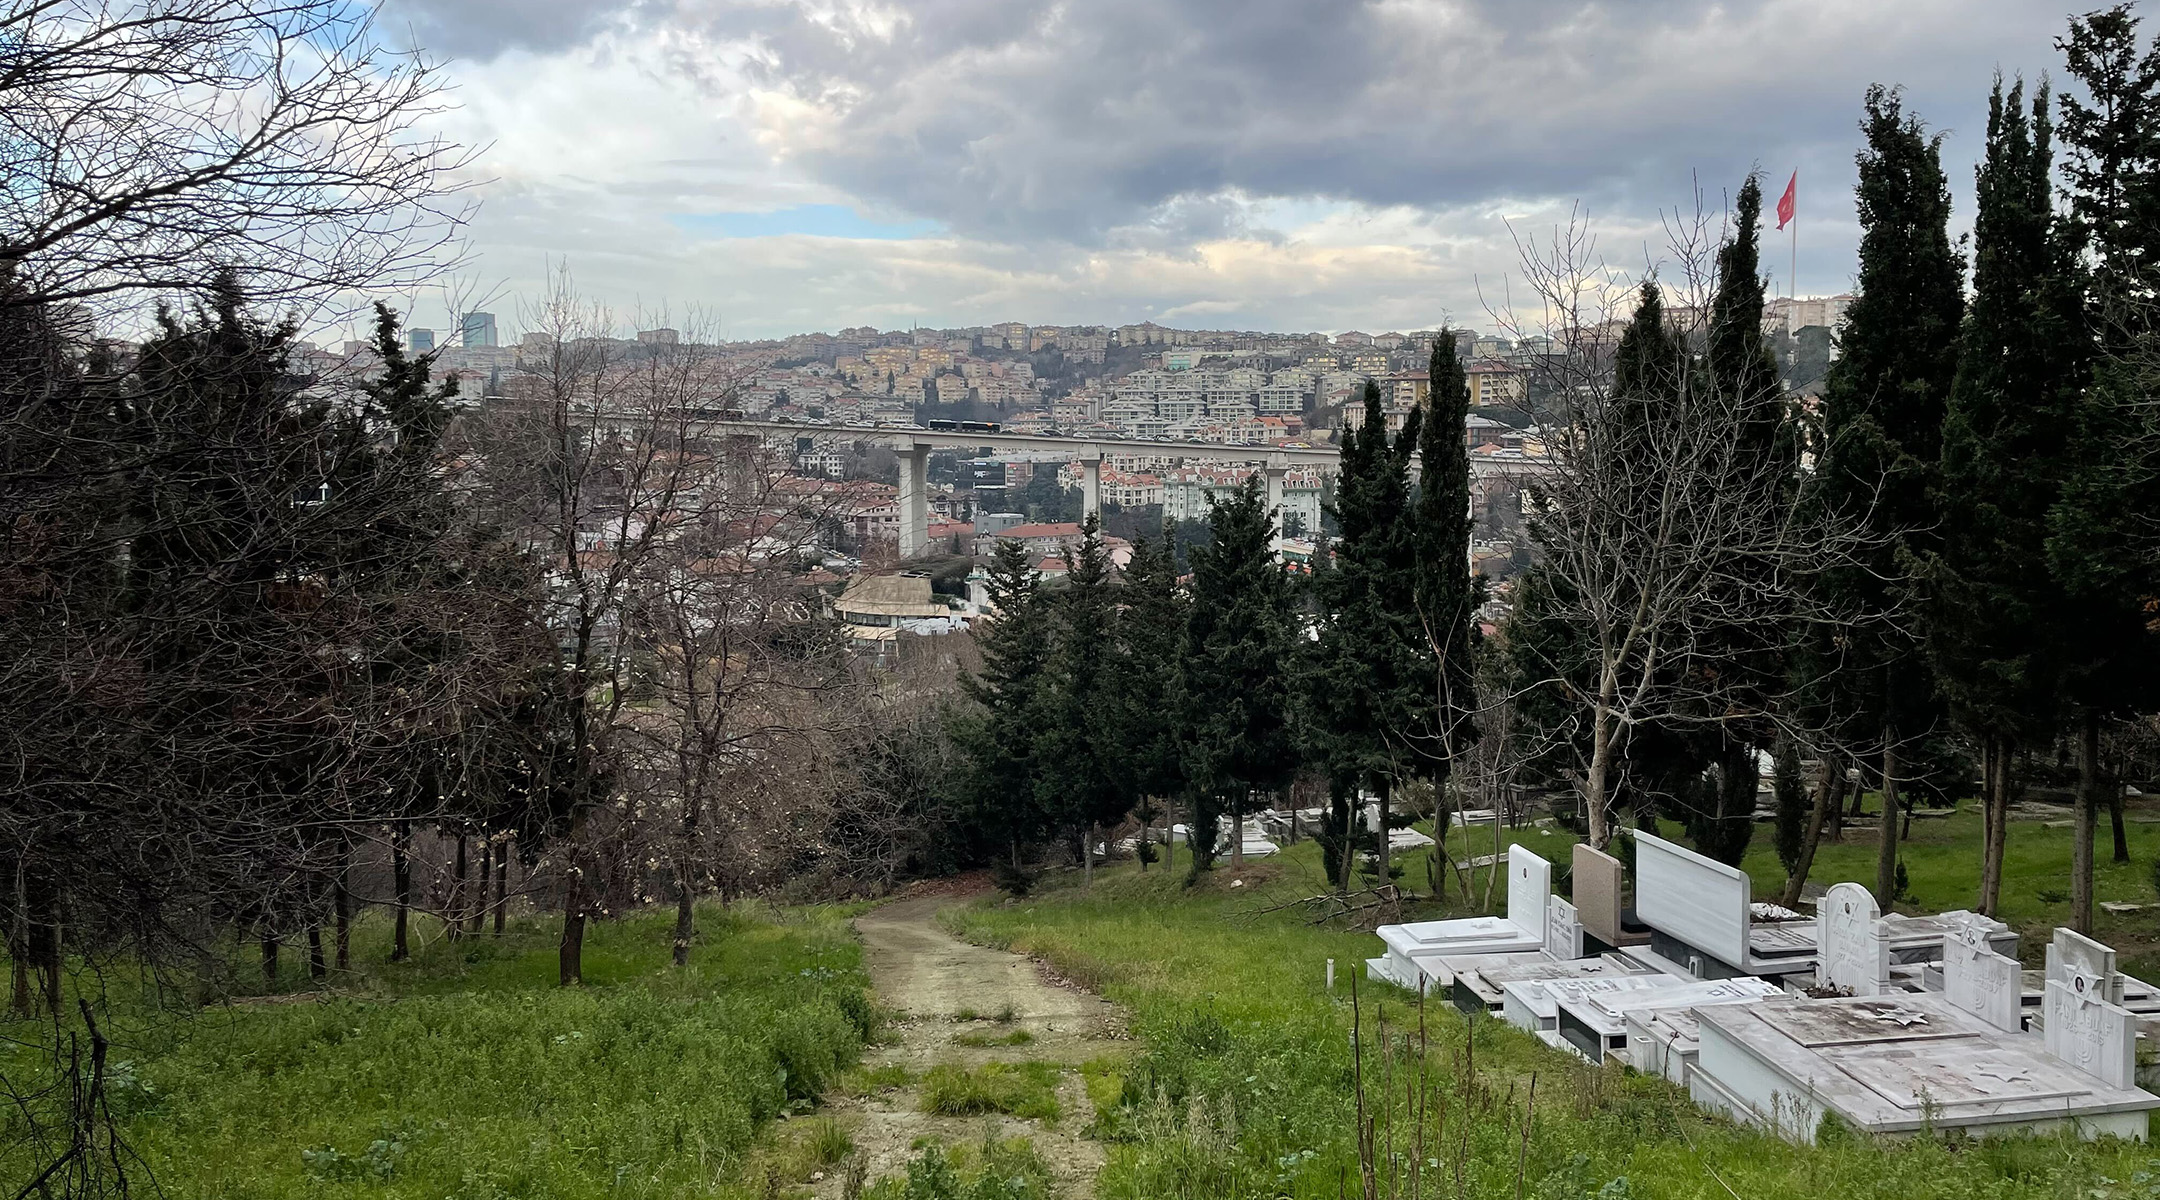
[
  {"x1": 2048, "y1": 927, "x2": 2126, "y2": 1003},
  {"x1": 1545, "y1": 896, "x2": 1583, "y2": 961},
  {"x1": 1815, "y1": 882, "x2": 1891, "y2": 997},
  {"x1": 2044, "y1": 929, "x2": 2138, "y2": 1089},
  {"x1": 1506, "y1": 844, "x2": 1553, "y2": 935},
  {"x1": 1940, "y1": 912, "x2": 2022, "y2": 1032}
]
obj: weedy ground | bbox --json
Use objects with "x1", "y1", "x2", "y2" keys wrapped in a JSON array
[{"x1": 0, "y1": 902, "x2": 874, "y2": 1199}]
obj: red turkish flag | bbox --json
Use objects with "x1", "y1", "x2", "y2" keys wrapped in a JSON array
[{"x1": 1776, "y1": 171, "x2": 1797, "y2": 230}]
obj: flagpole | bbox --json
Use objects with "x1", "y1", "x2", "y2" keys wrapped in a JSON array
[{"x1": 1789, "y1": 172, "x2": 1798, "y2": 306}]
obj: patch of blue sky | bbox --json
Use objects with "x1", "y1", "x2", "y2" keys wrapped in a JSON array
[{"x1": 670, "y1": 205, "x2": 941, "y2": 240}]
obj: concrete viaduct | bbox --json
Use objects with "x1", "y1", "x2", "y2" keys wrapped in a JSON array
[{"x1": 700, "y1": 419, "x2": 1347, "y2": 559}]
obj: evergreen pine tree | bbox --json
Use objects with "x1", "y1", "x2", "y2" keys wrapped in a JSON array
[
  {"x1": 2053, "y1": 7, "x2": 2160, "y2": 930},
  {"x1": 1311, "y1": 381, "x2": 1424, "y2": 883},
  {"x1": 1683, "y1": 173, "x2": 1795, "y2": 867},
  {"x1": 960, "y1": 539, "x2": 1055, "y2": 891},
  {"x1": 1181, "y1": 475, "x2": 1298, "y2": 878},
  {"x1": 1809, "y1": 86, "x2": 1966, "y2": 908},
  {"x1": 1039, "y1": 515, "x2": 1125, "y2": 884},
  {"x1": 1413, "y1": 329, "x2": 1482, "y2": 839},
  {"x1": 1926, "y1": 77, "x2": 2083, "y2": 915},
  {"x1": 1112, "y1": 523, "x2": 1188, "y2": 868}
]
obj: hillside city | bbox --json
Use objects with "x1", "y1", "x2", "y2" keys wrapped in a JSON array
[{"x1": 12, "y1": 2, "x2": 2160, "y2": 1199}]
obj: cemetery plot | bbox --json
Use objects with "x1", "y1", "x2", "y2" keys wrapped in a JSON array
[
  {"x1": 1549, "y1": 977, "x2": 1780, "y2": 1063},
  {"x1": 1691, "y1": 992, "x2": 2160, "y2": 1142},
  {"x1": 1368, "y1": 846, "x2": 1549, "y2": 989},
  {"x1": 1498, "y1": 970, "x2": 1690, "y2": 1035}
]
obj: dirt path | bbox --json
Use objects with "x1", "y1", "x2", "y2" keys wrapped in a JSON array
[{"x1": 818, "y1": 896, "x2": 1122, "y2": 1198}]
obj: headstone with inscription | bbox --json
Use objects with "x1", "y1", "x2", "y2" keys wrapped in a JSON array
[
  {"x1": 2044, "y1": 929, "x2": 2139, "y2": 1089},
  {"x1": 1815, "y1": 882, "x2": 1891, "y2": 997},
  {"x1": 1939, "y1": 912, "x2": 2022, "y2": 1032}
]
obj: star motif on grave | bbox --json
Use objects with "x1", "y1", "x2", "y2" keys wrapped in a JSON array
[
  {"x1": 1864, "y1": 1004, "x2": 1932, "y2": 1027},
  {"x1": 1971, "y1": 1066, "x2": 2031, "y2": 1085}
]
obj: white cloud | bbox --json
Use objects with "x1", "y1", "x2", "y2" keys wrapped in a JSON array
[{"x1": 394, "y1": 0, "x2": 2083, "y2": 338}]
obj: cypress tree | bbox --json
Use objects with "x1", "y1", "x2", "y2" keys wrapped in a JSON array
[
  {"x1": 1040, "y1": 515, "x2": 1125, "y2": 884},
  {"x1": 1927, "y1": 77, "x2": 2083, "y2": 915},
  {"x1": 1181, "y1": 475, "x2": 1298, "y2": 878},
  {"x1": 960, "y1": 539, "x2": 1055, "y2": 891},
  {"x1": 1809, "y1": 86, "x2": 1965, "y2": 909},
  {"x1": 1683, "y1": 173, "x2": 1795, "y2": 867},
  {"x1": 1413, "y1": 329, "x2": 1482, "y2": 830},
  {"x1": 2053, "y1": 7, "x2": 2160, "y2": 931},
  {"x1": 1112, "y1": 523, "x2": 1188, "y2": 868},
  {"x1": 1311, "y1": 382, "x2": 1424, "y2": 882}
]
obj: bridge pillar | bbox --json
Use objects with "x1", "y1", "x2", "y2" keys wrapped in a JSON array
[
  {"x1": 1079, "y1": 451, "x2": 1103, "y2": 525},
  {"x1": 1263, "y1": 452, "x2": 1289, "y2": 542},
  {"x1": 897, "y1": 441, "x2": 931, "y2": 559}
]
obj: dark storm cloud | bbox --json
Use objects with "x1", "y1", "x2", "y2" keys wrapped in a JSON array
[
  {"x1": 660, "y1": 0, "x2": 2066, "y2": 244},
  {"x1": 386, "y1": 0, "x2": 643, "y2": 59}
]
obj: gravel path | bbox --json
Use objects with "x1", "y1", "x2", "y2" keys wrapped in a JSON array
[{"x1": 816, "y1": 896, "x2": 1121, "y2": 1198}]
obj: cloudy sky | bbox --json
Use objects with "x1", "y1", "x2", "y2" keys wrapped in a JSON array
[{"x1": 380, "y1": 0, "x2": 2078, "y2": 341}]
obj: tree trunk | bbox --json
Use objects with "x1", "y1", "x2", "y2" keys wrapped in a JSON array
[
  {"x1": 1081, "y1": 827, "x2": 1094, "y2": 888},
  {"x1": 2110, "y1": 773, "x2": 2131, "y2": 865},
  {"x1": 333, "y1": 837, "x2": 352, "y2": 973},
  {"x1": 1780, "y1": 757, "x2": 1846, "y2": 907},
  {"x1": 1980, "y1": 735, "x2": 2014, "y2": 916},
  {"x1": 673, "y1": 860, "x2": 696, "y2": 968},
  {"x1": 560, "y1": 871, "x2": 588, "y2": 986},
  {"x1": 2075, "y1": 710, "x2": 2100, "y2": 936},
  {"x1": 494, "y1": 839, "x2": 509, "y2": 936},
  {"x1": 1376, "y1": 781, "x2": 1392, "y2": 883},
  {"x1": 1978, "y1": 736, "x2": 1999, "y2": 909},
  {"x1": 261, "y1": 933, "x2": 280, "y2": 990},
  {"x1": 1230, "y1": 793, "x2": 1246, "y2": 871},
  {"x1": 39, "y1": 907, "x2": 59, "y2": 1015},
  {"x1": 306, "y1": 923, "x2": 326, "y2": 981},
  {"x1": 391, "y1": 821, "x2": 412, "y2": 962},
  {"x1": 1585, "y1": 704, "x2": 1615, "y2": 850},
  {"x1": 449, "y1": 831, "x2": 469, "y2": 942},
  {"x1": 1875, "y1": 736, "x2": 1899, "y2": 910},
  {"x1": 470, "y1": 841, "x2": 491, "y2": 937},
  {"x1": 9, "y1": 862, "x2": 29, "y2": 1018}
]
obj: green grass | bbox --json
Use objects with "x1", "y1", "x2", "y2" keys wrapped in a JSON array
[
  {"x1": 952, "y1": 1028, "x2": 1036, "y2": 1047},
  {"x1": 1735, "y1": 800, "x2": 2160, "y2": 974},
  {"x1": 918, "y1": 1062, "x2": 1064, "y2": 1121},
  {"x1": 1, "y1": 903, "x2": 873, "y2": 1199},
  {"x1": 862, "y1": 1133, "x2": 1054, "y2": 1200},
  {"x1": 948, "y1": 836, "x2": 2160, "y2": 1200}
]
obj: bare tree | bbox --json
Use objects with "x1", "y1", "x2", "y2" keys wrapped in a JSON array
[
  {"x1": 468, "y1": 277, "x2": 775, "y2": 984},
  {"x1": 619, "y1": 420, "x2": 861, "y2": 964},
  {"x1": 1489, "y1": 203, "x2": 1892, "y2": 850},
  {"x1": 0, "y1": 0, "x2": 474, "y2": 315}
]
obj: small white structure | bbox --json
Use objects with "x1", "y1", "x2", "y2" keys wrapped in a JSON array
[
  {"x1": 1553, "y1": 976, "x2": 1780, "y2": 1065},
  {"x1": 1214, "y1": 817, "x2": 1280, "y2": 860},
  {"x1": 1368, "y1": 846, "x2": 1549, "y2": 989},
  {"x1": 1497, "y1": 969, "x2": 1687, "y2": 1036},
  {"x1": 1815, "y1": 882, "x2": 1891, "y2": 997}
]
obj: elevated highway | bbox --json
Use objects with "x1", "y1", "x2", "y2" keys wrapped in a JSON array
[{"x1": 699, "y1": 418, "x2": 1340, "y2": 557}]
